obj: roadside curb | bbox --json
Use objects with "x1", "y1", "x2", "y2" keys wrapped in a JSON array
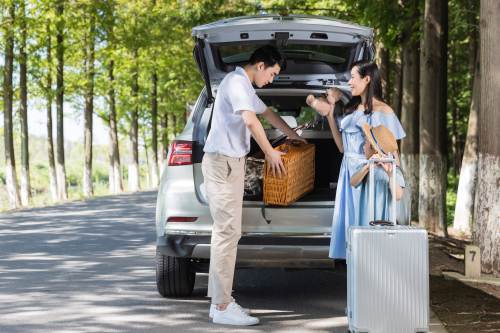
[
  {"x1": 442, "y1": 271, "x2": 500, "y2": 287},
  {"x1": 430, "y1": 310, "x2": 449, "y2": 332}
]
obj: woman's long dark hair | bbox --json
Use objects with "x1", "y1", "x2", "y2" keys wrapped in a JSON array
[{"x1": 342, "y1": 61, "x2": 384, "y2": 116}]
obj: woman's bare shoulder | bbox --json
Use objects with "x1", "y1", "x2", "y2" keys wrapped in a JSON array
[{"x1": 372, "y1": 100, "x2": 394, "y2": 114}]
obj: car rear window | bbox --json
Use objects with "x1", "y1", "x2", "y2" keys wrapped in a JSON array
[{"x1": 214, "y1": 42, "x2": 357, "y2": 74}]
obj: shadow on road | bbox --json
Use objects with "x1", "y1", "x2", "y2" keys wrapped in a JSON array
[{"x1": 0, "y1": 191, "x2": 348, "y2": 333}]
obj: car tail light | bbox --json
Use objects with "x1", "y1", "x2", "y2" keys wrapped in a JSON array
[
  {"x1": 167, "y1": 216, "x2": 198, "y2": 222},
  {"x1": 168, "y1": 140, "x2": 193, "y2": 166}
]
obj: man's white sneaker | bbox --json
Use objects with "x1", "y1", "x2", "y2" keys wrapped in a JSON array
[
  {"x1": 209, "y1": 303, "x2": 250, "y2": 319},
  {"x1": 211, "y1": 302, "x2": 259, "y2": 326}
]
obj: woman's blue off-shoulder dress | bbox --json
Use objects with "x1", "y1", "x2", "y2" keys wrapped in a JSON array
[
  {"x1": 329, "y1": 110, "x2": 406, "y2": 259},
  {"x1": 328, "y1": 110, "x2": 366, "y2": 259}
]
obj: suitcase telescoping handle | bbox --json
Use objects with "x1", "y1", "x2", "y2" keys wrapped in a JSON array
[{"x1": 368, "y1": 157, "x2": 397, "y2": 226}]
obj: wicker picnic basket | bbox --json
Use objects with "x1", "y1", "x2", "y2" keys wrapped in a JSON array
[{"x1": 263, "y1": 143, "x2": 315, "y2": 206}]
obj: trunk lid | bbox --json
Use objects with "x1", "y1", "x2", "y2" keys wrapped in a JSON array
[{"x1": 192, "y1": 14, "x2": 374, "y2": 100}]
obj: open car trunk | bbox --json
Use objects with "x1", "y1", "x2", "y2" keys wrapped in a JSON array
[
  {"x1": 243, "y1": 90, "x2": 343, "y2": 204},
  {"x1": 191, "y1": 15, "x2": 374, "y2": 206}
]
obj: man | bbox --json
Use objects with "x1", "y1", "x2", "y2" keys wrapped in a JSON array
[{"x1": 202, "y1": 45, "x2": 305, "y2": 326}]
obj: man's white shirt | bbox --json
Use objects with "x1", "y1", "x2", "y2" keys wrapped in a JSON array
[{"x1": 204, "y1": 66, "x2": 267, "y2": 158}]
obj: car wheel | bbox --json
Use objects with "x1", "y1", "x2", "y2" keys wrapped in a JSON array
[{"x1": 156, "y1": 248, "x2": 195, "y2": 297}]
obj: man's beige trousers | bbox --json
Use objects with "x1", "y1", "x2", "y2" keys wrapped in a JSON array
[{"x1": 202, "y1": 152, "x2": 245, "y2": 305}]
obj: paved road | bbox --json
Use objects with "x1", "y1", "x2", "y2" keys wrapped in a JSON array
[{"x1": 0, "y1": 191, "x2": 446, "y2": 333}]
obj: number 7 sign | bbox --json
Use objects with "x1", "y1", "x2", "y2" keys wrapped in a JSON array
[{"x1": 465, "y1": 245, "x2": 481, "y2": 278}]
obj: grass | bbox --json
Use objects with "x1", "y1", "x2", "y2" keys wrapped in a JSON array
[
  {"x1": 0, "y1": 131, "x2": 160, "y2": 213},
  {"x1": 1, "y1": 176, "x2": 154, "y2": 213}
]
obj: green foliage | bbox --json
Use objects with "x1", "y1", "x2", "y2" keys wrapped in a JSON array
[
  {"x1": 0, "y1": 0, "x2": 478, "y2": 221},
  {"x1": 296, "y1": 107, "x2": 317, "y2": 126},
  {"x1": 93, "y1": 164, "x2": 109, "y2": 184},
  {"x1": 30, "y1": 163, "x2": 50, "y2": 194},
  {"x1": 446, "y1": 171, "x2": 459, "y2": 226}
]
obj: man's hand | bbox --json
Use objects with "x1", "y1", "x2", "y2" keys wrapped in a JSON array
[
  {"x1": 241, "y1": 110, "x2": 287, "y2": 178},
  {"x1": 266, "y1": 149, "x2": 286, "y2": 178}
]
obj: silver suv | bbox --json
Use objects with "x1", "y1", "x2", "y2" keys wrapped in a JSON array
[{"x1": 155, "y1": 14, "x2": 374, "y2": 297}]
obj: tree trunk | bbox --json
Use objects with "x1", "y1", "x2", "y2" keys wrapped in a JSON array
[
  {"x1": 107, "y1": 59, "x2": 123, "y2": 194},
  {"x1": 376, "y1": 41, "x2": 390, "y2": 102},
  {"x1": 473, "y1": 0, "x2": 500, "y2": 276},
  {"x1": 452, "y1": 1, "x2": 479, "y2": 237},
  {"x1": 83, "y1": 9, "x2": 95, "y2": 198},
  {"x1": 400, "y1": 0, "x2": 420, "y2": 222},
  {"x1": 128, "y1": 48, "x2": 140, "y2": 192},
  {"x1": 176, "y1": 115, "x2": 184, "y2": 136},
  {"x1": 391, "y1": 49, "x2": 403, "y2": 119},
  {"x1": 453, "y1": 52, "x2": 479, "y2": 236},
  {"x1": 3, "y1": 2, "x2": 21, "y2": 209},
  {"x1": 451, "y1": 96, "x2": 458, "y2": 175},
  {"x1": 159, "y1": 112, "x2": 168, "y2": 172},
  {"x1": 151, "y1": 71, "x2": 159, "y2": 186},
  {"x1": 143, "y1": 134, "x2": 151, "y2": 188},
  {"x1": 19, "y1": 0, "x2": 30, "y2": 206},
  {"x1": 174, "y1": 114, "x2": 178, "y2": 137},
  {"x1": 450, "y1": 44, "x2": 460, "y2": 175},
  {"x1": 55, "y1": 0, "x2": 68, "y2": 200},
  {"x1": 185, "y1": 102, "x2": 194, "y2": 121},
  {"x1": 46, "y1": 22, "x2": 58, "y2": 202},
  {"x1": 419, "y1": 0, "x2": 448, "y2": 236}
]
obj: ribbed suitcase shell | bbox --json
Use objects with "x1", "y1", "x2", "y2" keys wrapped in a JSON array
[{"x1": 347, "y1": 226, "x2": 429, "y2": 333}]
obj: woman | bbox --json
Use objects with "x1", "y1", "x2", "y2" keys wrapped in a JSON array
[{"x1": 306, "y1": 61, "x2": 405, "y2": 259}]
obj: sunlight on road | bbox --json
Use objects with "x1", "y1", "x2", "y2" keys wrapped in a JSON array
[{"x1": 0, "y1": 191, "x2": 446, "y2": 332}]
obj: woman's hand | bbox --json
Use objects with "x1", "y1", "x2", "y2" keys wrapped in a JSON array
[
  {"x1": 377, "y1": 161, "x2": 393, "y2": 176},
  {"x1": 306, "y1": 95, "x2": 332, "y2": 116},
  {"x1": 326, "y1": 88, "x2": 343, "y2": 105}
]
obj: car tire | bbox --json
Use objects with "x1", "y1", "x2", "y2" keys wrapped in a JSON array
[{"x1": 156, "y1": 248, "x2": 195, "y2": 297}]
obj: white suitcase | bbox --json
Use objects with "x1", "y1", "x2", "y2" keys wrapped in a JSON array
[{"x1": 347, "y1": 158, "x2": 429, "y2": 333}]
